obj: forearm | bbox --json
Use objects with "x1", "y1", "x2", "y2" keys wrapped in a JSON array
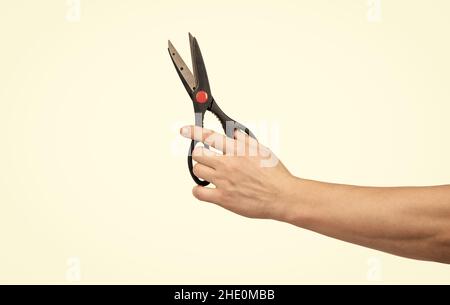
[{"x1": 280, "y1": 178, "x2": 450, "y2": 263}]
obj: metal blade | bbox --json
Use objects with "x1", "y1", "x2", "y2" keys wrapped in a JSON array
[
  {"x1": 168, "y1": 40, "x2": 196, "y2": 92},
  {"x1": 189, "y1": 33, "x2": 210, "y2": 93}
]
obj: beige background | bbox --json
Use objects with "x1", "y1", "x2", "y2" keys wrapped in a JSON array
[{"x1": 1, "y1": 0, "x2": 450, "y2": 284}]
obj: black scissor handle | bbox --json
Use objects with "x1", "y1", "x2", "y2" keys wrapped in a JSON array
[
  {"x1": 227, "y1": 121, "x2": 256, "y2": 139},
  {"x1": 188, "y1": 140, "x2": 210, "y2": 186},
  {"x1": 188, "y1": 122, "x2": 255, "y2": 186}
]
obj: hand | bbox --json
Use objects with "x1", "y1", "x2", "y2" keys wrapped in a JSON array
[
  {"x1": 180, "y1": 125, "x2": 295, "y2": 220},
  {"x1": 180, "y1": 126, "x2": 450, "y2": 263}
]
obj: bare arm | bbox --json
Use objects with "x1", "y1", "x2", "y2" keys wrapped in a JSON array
[
  {"x1": 284, "y1": 180, "x2": 450, "y2": 263},
  {"x1": 180, "y1": 125, "x2": 450, "y2": 264}
]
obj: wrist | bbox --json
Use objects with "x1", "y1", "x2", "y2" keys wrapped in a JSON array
[{"x1": 275, "y1": 177, "x2": 319, "y2": 228}]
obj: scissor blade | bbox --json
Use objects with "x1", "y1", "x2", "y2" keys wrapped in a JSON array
[
  {"x1": 168, "y1": 40, "x2": 196, "y2": 93},
  {"x1": 189, "y1": 33, "x2": 210, "y2": 92}
]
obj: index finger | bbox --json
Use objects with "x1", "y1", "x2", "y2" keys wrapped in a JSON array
[{"x1": 180, "y1": 125, "x2": 235, "y2": 153}]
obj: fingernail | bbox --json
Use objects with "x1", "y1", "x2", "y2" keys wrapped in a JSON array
[{"x1": 180, "y1": 126, "x2": 190, "y2": 137}]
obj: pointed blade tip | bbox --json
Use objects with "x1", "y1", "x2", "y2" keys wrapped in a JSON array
[{"x1": 189, "y1": 33, "x2": 195, "y2": 43}]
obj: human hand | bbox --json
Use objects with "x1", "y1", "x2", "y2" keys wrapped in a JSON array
[{"x1": 180, "y1": 125, "x2": 295, "y2": 220}]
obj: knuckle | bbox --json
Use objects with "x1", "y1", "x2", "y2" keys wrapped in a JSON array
[
  {"x1": 219, "y1": 173, "x2": 235, "y2": 189},
  {"x1": 226, "y1": 159, "x2": 239, "y2": 171},
  {"x1": 192, "y1": 146, "x2": 203, "y2": 156},
  {"x1": 213, "y1": 156, "x2": 225, "y2": 168},
  {"x1": 202, "y1": 130, "x2": 215, "y2": 142},
  {"x1": 193, "y1": 163, "x2": 202, "y2": 176}
]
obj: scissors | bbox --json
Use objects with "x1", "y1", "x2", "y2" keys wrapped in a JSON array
[{"x1": 168, "y1": 33, "x2": 256, "y2": 186}]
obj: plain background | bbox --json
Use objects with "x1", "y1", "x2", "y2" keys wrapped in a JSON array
[{"x1": 1, "y1": 0, "x2": 450, "y2": 283}]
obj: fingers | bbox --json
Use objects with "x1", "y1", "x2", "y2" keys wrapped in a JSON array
[
  {"x1": 180, "y1": 125, "x2": 235, "y2": 153},
  {"x1": 192, "y1": 185, "x2": 221, "y2": 204},
  {"x1": 180, "y1": 125, "x2": 260, "y2": 157},
  {"x1": 234, "y1": 129, "x2": 258, "y2": 147},
  {"x1": 192, "y1": 163, "x2": 215, "y2": 182},
  {"x1": 192, "y1": 146, "x2": 220, "y2": 168},
  {"x1": 233, "y1": 129, "x2": 259, "y2": 156}
]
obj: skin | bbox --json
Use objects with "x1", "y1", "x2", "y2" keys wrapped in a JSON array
[{"x1": 180, "y1": 125, "x2": 450, "y2": 264}]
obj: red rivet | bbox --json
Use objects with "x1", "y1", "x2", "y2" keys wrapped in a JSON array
[{"x1": 195, "y1": 90, "x2": 208, "y2": 103}]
